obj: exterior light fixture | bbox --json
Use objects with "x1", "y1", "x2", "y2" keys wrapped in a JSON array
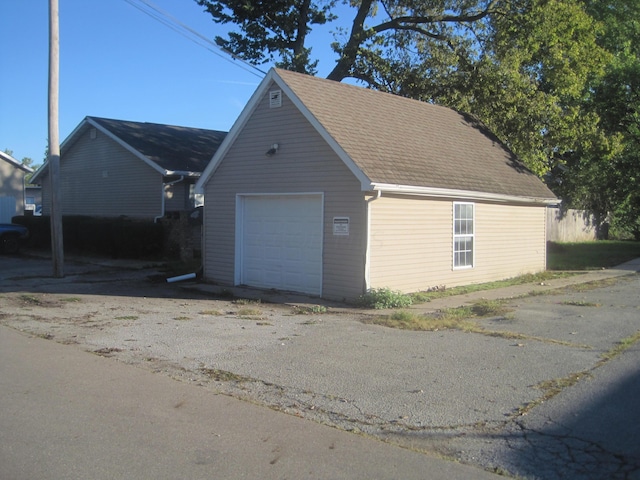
[{"x1": 265, "y1": 143, "x2": 279, "y2": 156}]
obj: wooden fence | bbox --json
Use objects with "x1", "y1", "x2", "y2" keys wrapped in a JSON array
[{"x1": 547, "y1": 208, "x2": 597, "y2": 242}]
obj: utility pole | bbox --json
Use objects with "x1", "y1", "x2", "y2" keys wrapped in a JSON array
[{"x1": 49, "y1": 0, "x2": 64, "y2": 277}]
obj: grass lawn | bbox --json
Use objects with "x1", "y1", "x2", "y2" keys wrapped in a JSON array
[{"x1": 547, "y1": 240, "x2": 640, "y2": 270}]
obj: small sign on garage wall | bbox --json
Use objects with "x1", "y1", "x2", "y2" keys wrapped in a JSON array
[{"x1": 333, "y1": 217, "x2": 350, "y2": 236}]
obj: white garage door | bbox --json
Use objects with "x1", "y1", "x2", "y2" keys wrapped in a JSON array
[{"x1": 239, "y1": 195, "x2": 323, "y2": 295}]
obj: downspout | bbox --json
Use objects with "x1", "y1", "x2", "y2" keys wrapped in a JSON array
[
  {"x1": 154, "y1": 176, "x2": 184, "y2": 223},
  {"x1": 364, "y1": 189, "x2": 383, "y2": 292}
]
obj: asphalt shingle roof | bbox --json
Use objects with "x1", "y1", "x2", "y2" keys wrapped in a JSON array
[
  {"x1": 276, "y1": 69, "x2": 556, "y2": 201},
  {"x1": 89, "y1": 117, "x2": 227, "y2": 175}
]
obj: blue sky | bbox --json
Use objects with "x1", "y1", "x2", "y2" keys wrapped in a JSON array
[{"x1": 1, "y1": 0, "x2": 346, "y2": 166}]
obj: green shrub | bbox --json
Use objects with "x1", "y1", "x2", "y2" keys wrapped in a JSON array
[{"x1": 358, "y1": 287, "x2": 413, "y2": 309}]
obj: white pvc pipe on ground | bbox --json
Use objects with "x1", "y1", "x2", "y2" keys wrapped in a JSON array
[{"x1": 166, "y1": 272, "x2": 196, "y2": 283}]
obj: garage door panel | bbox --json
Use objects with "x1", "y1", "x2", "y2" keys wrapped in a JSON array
[{"x1": 240, "y1": 195, "x2": 322, "y2": 296}]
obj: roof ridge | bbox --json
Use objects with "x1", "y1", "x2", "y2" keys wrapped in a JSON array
[{"x1": 88, "y1": 116, "x2": 225, "y2": 133}]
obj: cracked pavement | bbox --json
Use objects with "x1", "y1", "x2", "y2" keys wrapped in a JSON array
[{"x1": 1, "y1": 254, "x2": 639, "y2": 479}]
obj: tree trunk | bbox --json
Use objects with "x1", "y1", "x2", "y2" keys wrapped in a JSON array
[{"x1": 326, "y1": 0, "x2": 374, "y2": 81}]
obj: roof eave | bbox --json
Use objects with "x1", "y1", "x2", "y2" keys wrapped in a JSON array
[
  {"x1": 165, "y1": 171, "x2": 201, "y2": 178},
  {"x1": 372, "y1": 183, "x2": 559, "y2": 206}
]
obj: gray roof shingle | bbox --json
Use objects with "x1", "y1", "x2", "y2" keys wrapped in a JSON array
[
  {"x1": 276, "y1": 69, "x2": 556, "y2": 201},
  {"x1": 88, "y1": 117, "x2": 227, "y2": 175}
]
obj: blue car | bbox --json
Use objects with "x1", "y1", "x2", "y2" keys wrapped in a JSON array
[{"x1": 0, "y1": 223, "x2": 29, "y2": 254}]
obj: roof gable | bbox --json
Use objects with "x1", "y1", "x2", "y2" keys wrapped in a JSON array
[{"x1": 198, "y1": 68, "x2": 556, "y2": 203}]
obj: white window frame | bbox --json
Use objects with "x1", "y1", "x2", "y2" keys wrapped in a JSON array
[{"x1": 453, "y1": 202, "x2": 475, "y2": 269}]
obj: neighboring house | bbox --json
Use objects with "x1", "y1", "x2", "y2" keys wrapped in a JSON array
[
  {"x1": 25, "y1": 185, "x2": 42, "y2": 215},
  {"x1": 195, "y1": 68, "x2": 558, "y2": 301},
  {"x1": 0, "y1": 150, "x2": 33, "y2": 223},
  {"x1": 31, "y1": 117, "x2": 227, "y2": 220}
]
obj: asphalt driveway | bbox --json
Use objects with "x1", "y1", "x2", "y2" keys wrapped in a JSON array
[{"x1": 1, "y1": 253, "x2": 639, "y2": 479}]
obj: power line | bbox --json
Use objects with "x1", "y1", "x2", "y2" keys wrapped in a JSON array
[{"x1": 122, "y1": 0, "x2": 266, "y2": 78}]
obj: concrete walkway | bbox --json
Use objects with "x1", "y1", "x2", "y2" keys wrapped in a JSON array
[{"x1": 411, "y1": 257, "x2": 640, "y2": 314}]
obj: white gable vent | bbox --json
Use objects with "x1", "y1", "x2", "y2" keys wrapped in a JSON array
[{"x1": 269, "y1": 90, "x2": 282, "y2": 108}]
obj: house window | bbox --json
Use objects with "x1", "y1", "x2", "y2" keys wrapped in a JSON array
[
  {"x1": 453, "y1": 202, "x2": 474, "y2": 268},
  {"x1": 189, "y1": 184, "x2": 204, "y2": 208}
]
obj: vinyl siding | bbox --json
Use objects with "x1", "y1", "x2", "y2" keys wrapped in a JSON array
[
  {"x1": 0, "y1": 160, "x2": 26, "y2": 216},
  {"x1": 202, "y1": 81, "x2": 366, "y2": 301},
  {"x1": 40, "y1": 128, "x2": 163, "y2": 218},
  {"x1": 369, "y1": 195, "x2": 547, "y2": 292}
]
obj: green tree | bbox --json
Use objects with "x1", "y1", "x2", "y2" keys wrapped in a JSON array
[
  {"x1": 351, "y1": 0, "x2": 609, "y2": 175},
  {"x1": 195, "y1": 0, "x2": 504, "y2": 80},
  {"x1": 552, "y1": 0, "x2": 640, "y2": 238},
  {"x1": 195, "y1": 0, "x2": 338, "y2": 74}
]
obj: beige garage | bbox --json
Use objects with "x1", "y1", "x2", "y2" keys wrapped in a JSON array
[{"x1": 196, "y1": 69, "x2": 557, "y2": 301}]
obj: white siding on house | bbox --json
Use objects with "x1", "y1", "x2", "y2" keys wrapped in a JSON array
[
  {"x1": 202, "y1": 81, "x2": 367, "y2": 300},
  {"x1": 40, "y1": 128, "x2": 163, "y2": 218},
  {"x1": 368, "y1": 195, "x2": 547, "y2": 293}
]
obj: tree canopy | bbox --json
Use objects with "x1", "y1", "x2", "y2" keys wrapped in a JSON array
[{"x1": 196, "y1": 0, "x2": 640, "y2": 238}]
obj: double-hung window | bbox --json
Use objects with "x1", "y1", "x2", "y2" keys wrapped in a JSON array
[{"x1": 453, "y1": 202, "x2": 474, "y2": 268}]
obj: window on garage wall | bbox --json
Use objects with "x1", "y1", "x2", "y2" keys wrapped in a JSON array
[{"x1": 453, "y1": 202, "x2": 474, "y2": 269}]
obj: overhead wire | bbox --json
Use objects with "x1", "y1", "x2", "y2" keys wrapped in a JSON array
[{"x1": 122, "y1": 0, "x2": 266, "y2": 78}]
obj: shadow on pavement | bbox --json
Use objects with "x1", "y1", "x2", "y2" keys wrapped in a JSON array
[{"x1": 503, "y1": 350, "x2": 640, "y2": 479}]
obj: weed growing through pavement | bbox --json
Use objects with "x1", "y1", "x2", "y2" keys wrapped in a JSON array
[
  {"x1": 199, "y1": 309, "x2": 223, "y2": 316},
  {"x1": 114, "y1": 315, "x2": 138, "y2": 321},
  {"x1": 362, "y1": 300, "x2": 585, "y2": 347},
  {"x1": 93, "y1": 347, "x2": 124, "y2": 357},
  {"x1": 561, "y1": 300, "x2": 601, "y2": 307},
  {"x1": 234, "y1": 298, "x2": 261, "y2": 305},
  {"x1": 292, "y1": 305, "x2": 328, "y2": 315},
  {"x1": 199, "y1": 367, "x2": 252, "y2": 382},
  {"x1": 363, "y1": 300, "x2": 512, "y2": 332},
  {"x1": 516, "y1": 371, "x2": 591, "y2": 417},
  {"x1": 236, "y1": 307, "x2": 263, "y2": 317},
  {"x1": 515, "y1": 329, "x2": 640, "y2": 417},
  {"x1": 598, "y1": 330, "x2": 640, "y2": 365},
  {"x1": 19, "y1": 294, "x2": 43, "y2": 306}
]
